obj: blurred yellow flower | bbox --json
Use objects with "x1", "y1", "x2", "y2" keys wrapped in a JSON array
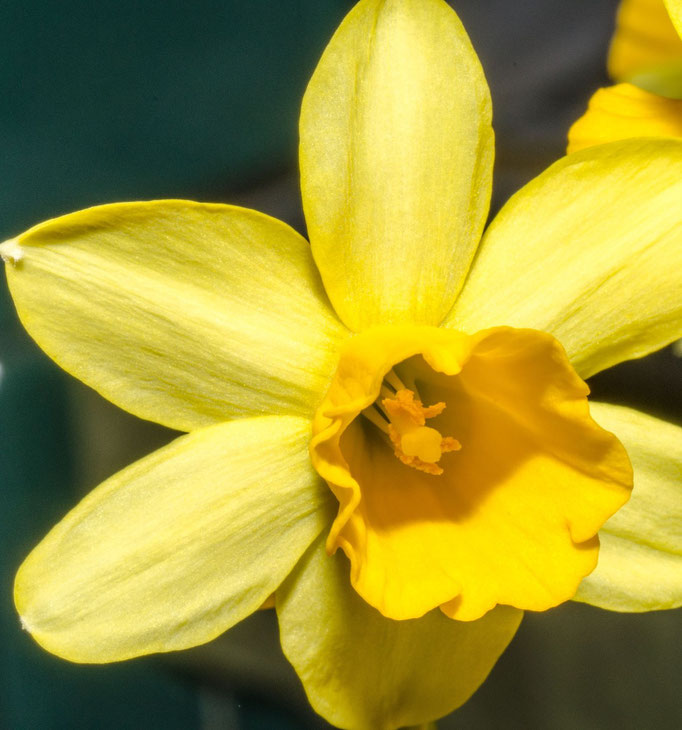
[
  {"x1": 2, "y1": 1, "x2": 682, "y2": 728},
  {"x1": 568, "y1": 0, "x2": 682, "y2": 152}
]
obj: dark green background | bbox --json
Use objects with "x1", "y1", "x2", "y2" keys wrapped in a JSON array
[{"x1": 1, "y1": 1, "x2": 680, "y2": 728}]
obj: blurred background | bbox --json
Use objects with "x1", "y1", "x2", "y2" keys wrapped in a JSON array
[{"x1": 1, "y1": 1, "x2": 680, "y2": 728}]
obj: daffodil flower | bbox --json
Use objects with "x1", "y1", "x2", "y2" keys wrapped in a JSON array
[
  {"x1": 2, "y1": 1, "x2": 682, "y2": 728},
  {"x1": 568, "y1": 0, "x2": 682, "y2": 152}
]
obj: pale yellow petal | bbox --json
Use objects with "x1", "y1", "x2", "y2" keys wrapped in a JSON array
[
  {"x1": 15, "y1": 416, "x2": 333, "y2": 662},
  {"x1": 608, "y1": 0, "x2": 682, "y2": 81},
  {"x1": 444, "y1": 139, "x2": 682, "y2": 379},
  {"x1": 574, "y1": 403, "x2": 682, "y2": 612},
  {"x1": 567, "y1": 83, "x2": 682, "y2": 154},
  {"x1": 1, "y1": 201, "x2": 346, "y2": 431},
  {"x1": 277, "y1": 536, "x2": 522, "y2": 730},
  {"x1": 300, "y1": 0, "x2": 493, "y2": 330}
]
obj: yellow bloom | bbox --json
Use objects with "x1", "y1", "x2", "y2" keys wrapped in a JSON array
[
  {"x1": 2, "y1": 1, "x2": 682, "y2": 728},
  {"x1": 568, "y1": 0, "x2": 682, "y2": 152},
  {"x1": 609, "y1": 0, "x2": 682, "y2": 82}
]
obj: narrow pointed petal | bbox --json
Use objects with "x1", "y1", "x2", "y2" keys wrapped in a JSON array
[
  {"x1": 300, "y1": 0, "x2": 493, "y2": 330},
  {"x1": 574, "y1": 403, "x2": 682, "y2": 612},
  {"x1": 1, "y1": 201, "x2": 346, "y2": 431},
  {"x1": 277, "y1": 537, "x2": 522, "y2": 730},
  {"x1": 567, "y1": 83, "x2": 682, "y2": 154},
  {"x1": 608, "y1": 0, "x2": 682, "y2": 82},
  {"x1": 15, "y1": 416, "x2": 333, "y2": 663},
  {"x1": 444, "y1": 139, "x2": 682, "y2": 379}
]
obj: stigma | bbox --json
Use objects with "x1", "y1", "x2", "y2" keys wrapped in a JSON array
[{"x1": 362, "y1": 371, "x2": 460, "y2": 475}]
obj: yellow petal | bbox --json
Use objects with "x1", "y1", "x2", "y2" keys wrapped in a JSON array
[
  {"x1": 311, "y1": 326, "x2": 632, "y2": 622},
  {"x1": 574, "y1": 402, "x2": 682, "y2": 612},
  {"x1": 567, "y1": 83, "x2": 682, "y2": 154},
  {"x1": 608, "y1": 0, "x2": 682, "y2": 82},
  {"x1": 15, "y1": 416, "x2": 333, "y2": 663},
  {"x1": 666, "y1": 0, "x2": 682, "y2": 37},
  {"x1": 0, "y1": 201, "x2": 346, "y2": 432},
  {"x1": 277, "y1": 536, "x2": 522, "y2": 730},
  {"x1": 445, "y1": 139, "x2": 682, "y2": 379},
  {"x1": 300, "y1": 0, "x2": 493, "y2": 331}
]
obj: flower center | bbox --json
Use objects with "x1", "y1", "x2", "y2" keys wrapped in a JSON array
[
  {"x1": 310, "y1": 324, "x2": 633, "y2": 623},
  {"x1": 361, "y1": 370, "x2": 460, "y2": 475}
]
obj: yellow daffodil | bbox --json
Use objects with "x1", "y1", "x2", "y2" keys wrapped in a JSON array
[
  {"x1": 568, "y1": 0, "x2": 682, "y2": 151},
  {"x1": 2, "y1": 1, "x2": 682, "y2": 728}
]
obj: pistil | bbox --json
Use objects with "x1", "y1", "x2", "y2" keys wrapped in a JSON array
[{"x1": 361, "y1": 369, "x2": 460, "y2": 475}]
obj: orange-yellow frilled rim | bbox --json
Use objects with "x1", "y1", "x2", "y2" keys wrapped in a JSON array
[{"x1": 310, "y1": 326, "x2": 633, "y2": 622}]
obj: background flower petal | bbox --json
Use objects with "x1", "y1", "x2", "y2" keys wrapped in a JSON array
[
  {"x1": 1, "y1": 201, "x2": 346, "y2": 431},
  {"x1": 15, "y1": 416, "x2": 333, "y2": 663},
  {"x1": 277, "y1": 536, "x2": 522, "y2": 730},
  {"x1": 567, "y1": 83, "x2": 682, "y2": 153},
  {"x1": 574, "y1": 402, "x2": 682, "y2": 612},
  {"x1": 444, "y1": 138, "x2": 682, "y2": 379},
  {"x1": 608, "y1": 0, "x2": 682, "y2": 82},
  {"x1": 300, "y1": 0, "x2": 493, "y2": 331}
]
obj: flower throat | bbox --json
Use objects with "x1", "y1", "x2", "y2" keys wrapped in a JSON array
[{"x1": 361, "y1": 368, "x2": 461, "y2": 475}]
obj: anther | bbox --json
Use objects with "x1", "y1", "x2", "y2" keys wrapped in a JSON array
[{"x1": 382, "y1": 389, "x2": 461, "y2": 475}]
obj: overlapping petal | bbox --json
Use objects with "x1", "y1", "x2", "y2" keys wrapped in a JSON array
[
  {"x1": 665, "y1": 0, "x2": 682, "y2": 38},
  {"x1": 300, "y1": 0, "x2": 493, "y2": 330},
  {"x1": 567, "y1": 84, "x2": 682, "y2": 153},
  {"x1": 1, "y1": 201, "x2": 347, "y2": 431},
  {"x1": 14, "y1": 416, "x2": 332, "y2": 663},
  {"x1": 608, "y1": 0, "x2": 682, "y2": 82},
  {"x1": 574, "y1": 403, "x2": 682, "y2": 612},
  {"x1": 629, "y1": 61, "x2": 682, "y2": 98},
  {"x1": 444, "y1": 139, "x2": 682, "y2": 379},
  {"x1": 277, "y1": 536, "x2": 522, "y2": 730}
]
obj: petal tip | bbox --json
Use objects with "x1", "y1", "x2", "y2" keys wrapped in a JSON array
[{"x1": 0, "y1": 239, "x2": 24, "y2": 265}]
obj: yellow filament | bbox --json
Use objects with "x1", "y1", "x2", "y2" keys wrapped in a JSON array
[
  {"x1": 384, "y1": 368, "x2": 407, "y2": 392},
  {"x1": 361, "y1": 404, "x2": 390, "y2": 434}
]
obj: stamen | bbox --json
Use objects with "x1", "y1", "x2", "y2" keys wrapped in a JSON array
[
  {"x1": 381, "y1": 388, "x2": 461, "y2": 475},
  {"x1": 380, "y1": 385, "x2": 396, "y2": 402},
  {"x1": 360, "y1": 373, "x2": 461, "y2": 474},
  {"x1": 398, "y1": 370, "x2": 418, "y2": 395},
  {"x1": 374, "y1": 398, "x2": 391, "y2": 419},
  {"x1": 384, "y1": 368, "x2": 407, "y2": 393},
  {"x1": 361, "y1": 404, "x2": 390, "y2": 434}
]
